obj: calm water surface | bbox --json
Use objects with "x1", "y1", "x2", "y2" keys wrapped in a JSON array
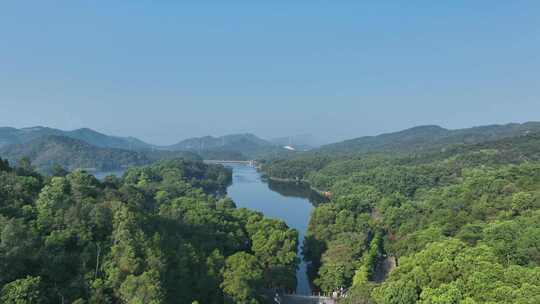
[
  {"x1": 94, "y1": 164, "x2": 318, "y2": 295},
  {"x1": 93, "y1": 170, "x2": 125, "y2": 180},
  {"x1": 226, "y1": 164, "x2": 316, "y2": 295}
]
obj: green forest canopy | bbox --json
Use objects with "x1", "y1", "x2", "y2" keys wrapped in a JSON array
[
  {"x1": 262, "y1": 133, "x2": 540, "y2": 303},
  {"x1": 0, "y1": 158, "x2": 298, "y2": 304},
  {"x1": 3, "y1": 128, "x2": 540, "y2": 303}
]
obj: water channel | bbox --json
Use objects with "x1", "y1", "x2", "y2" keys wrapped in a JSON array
[
  {"x1": 94, "y1": 163, "x2": 324, "y2": 295},
  {"x1": 225, "y1": 164, "x2": 326, "y2": 295}
]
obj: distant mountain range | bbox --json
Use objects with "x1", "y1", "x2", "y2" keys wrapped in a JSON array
[
  {"x1": 0, "y1": 127, "x2": 291, "y2": 159},
  {"x1": 3, "y1": 122, "x2": 540, "y2": 173},
  {"x1": 0, "y1": 126, "x2": 152, "y2": 150},
  {"x1": 0, "y1": 135, "x2": 201, "y2": 173},
  {"x1": 0, "y1": 135, "x2": 150, "y2": 172},
  {"x1": 0, "y1": 127, "x2": 289, "y2": 171},
  {"x1": 166, "y1": 133, "x2": 287, "y2": 160},
  {"x1": 318, "y1": 122, "x2": 540, "y2": 154}
]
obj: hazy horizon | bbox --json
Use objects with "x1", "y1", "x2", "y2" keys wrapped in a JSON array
[
  {"x1": 3, "y1": 120, "x2": 539, "y2": 148},
  {"x1": 2, "y1": 1, "x2": 539, "y2": 145}
]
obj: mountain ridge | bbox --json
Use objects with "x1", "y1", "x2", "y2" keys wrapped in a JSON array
[
  {"x1": 166, "y1": 133, "x2": 285, "y2": 159},
  {"x1": 4, "y1": 122, "x2": 540, "y2": 162},
  {"x1": 0, "y1": 126, "x2": 293, "y2": 161},
  {"x1": 319, "y1": 121, "x2": 540, "y2": 154},
  {"x1": 0, "y1": 135, "x2": 150, "y2": 172},
  {"x1": 0, "y1": 126, "x2": 153, "y2": 150}
]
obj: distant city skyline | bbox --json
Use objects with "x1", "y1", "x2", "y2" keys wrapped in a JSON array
[{"x1": 2, "y1": 1, "x2": 539, "y2": 145}]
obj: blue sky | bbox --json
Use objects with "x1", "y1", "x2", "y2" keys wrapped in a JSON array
[{"x1": 1, "y1": 1, "x2": 539, "y2": 144}]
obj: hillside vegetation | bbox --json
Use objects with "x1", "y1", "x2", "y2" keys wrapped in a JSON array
[
  {"x1": 0, "y1": 136, "x2": 150, "y2": 173},
  {"x1": 261, "y1": 130, "x2": 540, "y2": 303},
  {"x1": 168, "y1": 133, "x2": 288, "y2": 160},
  {"x1": 0, "y1": 127, "x2": 291, "y2": 164},
  {"x1": 0, "y1": 158, "x2": 298, "y2": 303},
  {"x1": 0, "y1": 136, "x2": 203, "y2": 174},
  {"x1": 319, "y1": 122, "x2": 540, "y2": 155},
  {"x1": 0, "y1": 126, "x2": 152, "y2": 150}
]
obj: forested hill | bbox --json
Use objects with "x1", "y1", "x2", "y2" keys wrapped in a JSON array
[
  {"x1": 260, "y1": 128, "x2": 540, "y2": 303},
  {"x1": 319, "y1": 121, "x2": 540, "y2": 154},
  {"x1": 0, "y1": 127, "x2": 291, "y2": 161},
  {"x1": 167, "y1": 133, "x2": 288, "y2": 160},
  {"x1": 0, "y1": 126, "x2": 152, "y2": 150},
  {"x1": 0, "y1": 135, "x2": 202, "y2": 174},
  {"x1": 0, "y1": 158, "x2": 299, "y2": 303},
  {"x1": 263, "y1": 131, "x2": 540, "y2": 186},
  {"x1": 0, "y1": 135, "x2": 150, "y2": 173}
]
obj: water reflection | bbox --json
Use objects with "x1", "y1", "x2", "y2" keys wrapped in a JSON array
[
  {"x1": 93, "y1": 164, "x2": 322, "y2": 295},
  {"x1": 265, "y1": 178, "x2": 329, "y2": 206},
  {"x1": 93, "y1": 170, "x2": 125, "y2": 180},
  {"x1": 226, "y1": 164, "x2": 316, "y2": 295}
]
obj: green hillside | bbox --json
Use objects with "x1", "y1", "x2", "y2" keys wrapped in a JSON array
[
  {"x1": 0, "y1": 135, "x2": 150, "y2": 173},
  {"x1": 168, "y1": 133, "x2": 287, "y2": 159},
  {"x1": 319, "y1": 122, "x2": 540, "y2": 155},
  {"x1": 0, "y1": 126, "x2": 152, "y2": 150},
  {"x1": 0, "y1": 158, "x2": 298, "y2": 303},
  {"x1": 260, "y1": 128, "x2": 540, "y2": 303}
]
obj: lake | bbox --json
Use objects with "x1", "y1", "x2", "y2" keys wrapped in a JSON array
[{"x1": 226, "y1": 164, "x2": 320, "y2": 295}]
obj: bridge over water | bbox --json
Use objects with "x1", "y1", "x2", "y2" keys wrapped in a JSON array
[{"x1": 204, "y1": 160, "x2": 257, "y2": 166}]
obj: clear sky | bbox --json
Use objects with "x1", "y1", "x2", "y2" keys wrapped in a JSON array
[{"x1": 1, "y1": 1, "x2": 539, "y2": 145}]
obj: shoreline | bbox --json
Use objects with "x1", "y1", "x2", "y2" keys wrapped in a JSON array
[{"x1": 263, "y1": 175, "x2": 332, "y2": 199}]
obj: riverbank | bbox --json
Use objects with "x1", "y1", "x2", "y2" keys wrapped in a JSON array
[
  {"x1": 262, "y1": 175, "x2": 332, "y2": 199},
  {"x1": 226, "y1": 164, "x2": 314, "y2": 295}
]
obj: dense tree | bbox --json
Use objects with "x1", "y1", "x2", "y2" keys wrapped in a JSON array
[
  {"x1": 221, "y1": 252, "x2": 263, "y2": 304},
  {"x1": 0, "y1": 276, "x2": 43, "y2": 304},
  {"x1": 246, "y1": 217, "x2": 298, "y2": 291},
  {"x1": 261, "y1": 133, "x2": 540, "y2": 302},
  {"x1": 0, "y1": 158, "x2": 10, "y2": 172},
  {"x1": 0, "y1": 157, "x2": 298, "y2": 303}
]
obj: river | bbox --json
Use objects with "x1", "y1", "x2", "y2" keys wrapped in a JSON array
[
  {"x1": 226, "y1": 164, "x2": 322, "y2": 295},
  {"x1": 93, "y1": 169, "x2": 126, "y2": 180},
  {"x1": 93, "y1": 164, "x2": 320, "y2": 295}
]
